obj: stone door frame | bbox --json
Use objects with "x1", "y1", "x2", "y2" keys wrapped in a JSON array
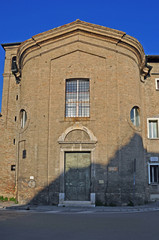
[{"x1": 58, "y1": 123, "x2": 97, "y2": 206}]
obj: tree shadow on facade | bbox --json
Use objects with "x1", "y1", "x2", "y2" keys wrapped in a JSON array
[{"x1": 16, "y1": 133, "x2": 159, "y2": 207}]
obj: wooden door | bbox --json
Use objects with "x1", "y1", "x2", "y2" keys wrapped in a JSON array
[{"x1": 65, "y1": 152, "x2": 91, "y2": 201}]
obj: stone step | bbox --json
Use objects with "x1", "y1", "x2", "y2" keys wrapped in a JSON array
[{"x1": 58, "y1": 201, "x2": 95, "y2": 207}]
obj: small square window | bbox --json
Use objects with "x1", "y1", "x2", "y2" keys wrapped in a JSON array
[
  {"x1": 11, "y1": 165, "x2": 16, "y2": 171},
  {"x1": 155, "y1": 78, "x2": 159, "y2": 90},
  {"x1": 147, "y1": 119, "x2": 159, "y2": 139}
]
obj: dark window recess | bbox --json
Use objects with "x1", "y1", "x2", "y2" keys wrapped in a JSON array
[
  {"x1": 11, "y1": 56, "x2": 18, "y2": 74},
  {"x1": 22, "y1": 150, "x2": 26, "y2": 159},
  {"x1": 13, "y1": 139, "x2": 15, "y2": 145},
  {"x1": 11, "y1": 165, "x2": 16, "y2": 171},
  {"x1": 15, "y1": 116, "x2": 17, "y2": 122},
  {"x1": 150, "y1": 165, "x2": 159, "y2": 184},
  {"x1": 16, "y1": 95, "x2": 18, "y2": 100}
]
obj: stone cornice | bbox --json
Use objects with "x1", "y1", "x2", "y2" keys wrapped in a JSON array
[
  {"x1": 1, "y1": 42, "x2": 21, "y2": 51},
  {"x1": 16, "y1": 20, "x2": 146, "y2": 74}
]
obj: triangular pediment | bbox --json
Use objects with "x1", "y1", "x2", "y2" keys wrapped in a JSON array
[
  {"x1": 19, "y1": 19, "x2": 126, "y2": 53},
  {"x1": 17, "y1": 19, "x2": 145, "y2": 75},
  {"x1": 32, "y1": 19, "x2": 125, "y2": 43}
]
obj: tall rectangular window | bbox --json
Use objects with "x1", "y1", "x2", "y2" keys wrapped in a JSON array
[
  {"x1": 65, "y1": 79, "x2": 90, "y2": 117},
  {"x1": 148, "y1": 164, "x2": 159, "y2": 184},
  {"x1": 130, "y1": 106, "x2": 140, "y2": 127},
  {"x1": 148, "y1": 119, "x2": 159, "y2": 139},
  {"x1": 155, "y1": 78, "x2": 159, "y2": 90}
]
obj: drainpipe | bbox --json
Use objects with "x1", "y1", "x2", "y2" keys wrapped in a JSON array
[{"x1": 16, "y1": 139, "x2": 26, "y2": 202}]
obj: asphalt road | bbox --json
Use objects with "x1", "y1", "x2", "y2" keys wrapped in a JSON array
[{"x1": 0, "y1": 210, "x2": 159, "y2": 240}]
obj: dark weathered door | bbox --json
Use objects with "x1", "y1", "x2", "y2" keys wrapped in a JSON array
[{"x1": 65, "y1": 152, "x2": 91, "y2": 201}]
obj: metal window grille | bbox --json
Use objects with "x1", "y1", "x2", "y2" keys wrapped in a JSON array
[{"x1": 65, "y1": 79, "x2": 90, "y2": 117}]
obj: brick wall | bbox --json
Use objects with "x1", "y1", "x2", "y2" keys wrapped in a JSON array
[{"x1": 0, "y1": 21, "x2": 158, "y2": 205}]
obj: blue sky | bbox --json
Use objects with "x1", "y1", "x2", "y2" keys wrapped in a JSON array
[{"x1": 0, "y1": 0, "x2": 159, "y2": 111}]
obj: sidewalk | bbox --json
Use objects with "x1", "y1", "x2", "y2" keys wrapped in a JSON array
[{"x1": 1, "y1": 201, "x2": 159, "y2": 213}]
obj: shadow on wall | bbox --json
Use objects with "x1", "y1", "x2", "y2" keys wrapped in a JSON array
[{"x1": 16, "y1": 133, "x2": 157, "y2": 206}]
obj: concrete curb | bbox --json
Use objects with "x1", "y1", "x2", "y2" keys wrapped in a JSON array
[{"x1": 1, "y1": 202, "x2": 159, "y2": 213}]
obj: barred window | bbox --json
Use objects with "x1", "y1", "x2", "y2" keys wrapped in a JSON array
[{"x1": 65, "y1": 79, "x2": 90, "y2": 117}]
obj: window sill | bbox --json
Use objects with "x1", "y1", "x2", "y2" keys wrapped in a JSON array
[
  {"x1": 64, "y1": 117, "x2": 90, "y2": 122},
  {"x1": 148, "y1": 138, "x2": 159, "y2": 140}
]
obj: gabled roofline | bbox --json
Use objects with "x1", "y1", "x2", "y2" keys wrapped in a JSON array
[
  {"x1": 15, "y1": 20, "x2": 146, "y2": 77},
  {"x1": 32, "y1": 19, "x2": 126, "y2": 40}
]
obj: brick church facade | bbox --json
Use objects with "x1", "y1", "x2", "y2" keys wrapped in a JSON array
[{"x1": 0, "y1": 20, "x2": 159, "y2": 206}]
